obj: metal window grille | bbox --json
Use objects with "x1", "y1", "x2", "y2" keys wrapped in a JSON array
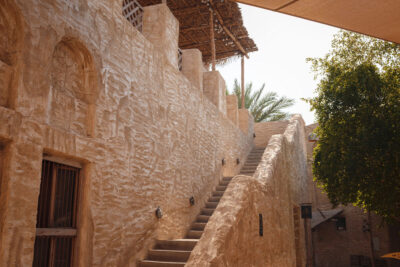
[
  {"x1": 178, "y1": 48, "x2": 183, "y2": 71},
  {"x1": 122, "y1": 0, "x2": 144, "y2": 32},
  {"x1": 33, "y1": 160, "x2": 80, "y2": 267}
]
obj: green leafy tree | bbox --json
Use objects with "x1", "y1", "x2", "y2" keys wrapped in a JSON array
[
  {"x1": 307, "y1": 31, "x2": 400, "y2": 222},
  {"x1": 230, "y1": 79, "x2": 294, "y2": 122}
]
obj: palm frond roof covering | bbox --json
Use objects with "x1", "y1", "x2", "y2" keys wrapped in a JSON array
[{"x1": 138, "y1": 0, "x2": 258, "y2": 64}]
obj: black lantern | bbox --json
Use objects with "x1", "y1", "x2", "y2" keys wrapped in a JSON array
[
  {"x1": 222, "y1": 158, "x2": 226, "y2": 166},
  {"x1": 301, "y1": 203, "x2": 312, "y2": 219},
  {"x1": 189, "y1": 196, "x2": 195, "y2": 206},
  {"x1": 155, "y1": 206, "x2": 163, "y2": 219},
  {"x1": 236, "y1": 158, "x2": 240, "y2": 165},
  {"x1": 259, "y1": 214, "x2": 263, "y2": 236}
]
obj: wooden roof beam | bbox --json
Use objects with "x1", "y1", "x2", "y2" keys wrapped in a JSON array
[{"x1": 209, "y1": 0, "x2": 249, "y2": 58}]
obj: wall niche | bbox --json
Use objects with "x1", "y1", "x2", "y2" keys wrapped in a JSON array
[
  {"x1": 50, "y1": 38, "x2": 98, "y2": 137},
  {"x1": 0, "y1": 0, "x2": 23, "y2": 108}
]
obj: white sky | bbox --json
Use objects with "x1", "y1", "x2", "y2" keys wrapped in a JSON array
[{"x1": 218, "y1": 4, "x2": 340, "y2": 125}]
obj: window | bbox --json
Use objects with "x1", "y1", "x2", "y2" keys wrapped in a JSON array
[
  {"x1": 33, "y1": 160, "x2": 80, "y2": 267},
  {"x1": 336, "y1": 217, "x2": 346, "y2": 231}
]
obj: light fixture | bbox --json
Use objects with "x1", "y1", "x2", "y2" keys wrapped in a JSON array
[
  {"x1": 236, "y1": 158, "x2": 240, "y2": 165},
  {"x1": 189, "y1": 196, "x2": 195, "y2": 206},
  {"x1": 222, "y1": 158, "x2": 226, "y2": 166},
  {"x1": 155, "y1": 206, "x2": 163, "y2": 219}
]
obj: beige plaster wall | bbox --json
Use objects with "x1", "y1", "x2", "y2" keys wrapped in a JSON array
[
  {"x1": 0, "y1": 1, "x2": 254, "y2": 266},
  {"x1": 187, "y1": 115, "x2": 309, "y2": 267},
  {"x1": 203, "y1": 71, "x2": 227, "y2": 116},
  {"x1": 181, "y1": 49, "x2": 203, "y2": 92},
  {"x1": 254, "y1": 120, "x2": 290, "y2": 148},
  {"x1": 226, "y1": 95, "x2": 239, "y2": 127}
]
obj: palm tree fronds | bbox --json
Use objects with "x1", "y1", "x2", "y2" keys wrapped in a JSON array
[{"x1": 228, "y1": 80, "x2": 295, "y2": 122}]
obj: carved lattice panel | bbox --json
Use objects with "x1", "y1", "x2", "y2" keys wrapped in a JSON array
[{"x1": 122, "y1": 0, "x2": 144, "y2": 32}]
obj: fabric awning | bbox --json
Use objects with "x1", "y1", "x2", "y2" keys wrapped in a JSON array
[
  {"x1": 233, "y1": 0, "x2": 400, "y2": 44},
  {"x1": 311, "y1": 208, "x2": 343, "y2": 229}
]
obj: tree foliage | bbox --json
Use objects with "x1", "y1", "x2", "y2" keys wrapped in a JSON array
[
  {"x1": 307, "y1": 31, "x2": 400, "y2": 222},
  {"x1": 230, "y1": 79, "x2": 294, "y2": 122}
]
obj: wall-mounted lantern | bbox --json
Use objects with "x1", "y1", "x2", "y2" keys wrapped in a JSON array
[
  {"x1": 301, "y1": 203, "x2": 312, "y2": 219},
  {"x1": 222, "y1": 158, "x2": 226, "y2": 166},
  {"x1": 259, "y1": 214, "x2": 263, "y2": 236},
  {"x1": 253, "y1": 133, "x2": 256, "y2": 138},
  {"x1": 155, "y1": 206, "x2": 163, "y2": 219},
  {"x1": 189, "y1": 196, "x2": 195, "y2": 206},
  {"x1": 236, "y1": 158, "x2": 240, "y2": 165}
]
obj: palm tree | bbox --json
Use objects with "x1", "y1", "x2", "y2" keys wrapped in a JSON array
[{"x1": 230, "y1": 79, "x2": 294, "y2": 122}]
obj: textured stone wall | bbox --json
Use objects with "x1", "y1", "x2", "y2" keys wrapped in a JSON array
[
  {"x1": 0, "y1": 1, "x2": 254, "y2": 266},
  {"x1": 254, "y1": 120, "x2": 289, "y2": 148},
  {"x1": 203, "y1": 71, "x2": 227, "y2": 116},
  {"x1": 187, "y1": 115, "x2": 309, "y2": 267},
  {"x1": 226, "y1": 95, "x2": 239, "y2": 127}
]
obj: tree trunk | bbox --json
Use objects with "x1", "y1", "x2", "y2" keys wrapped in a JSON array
[{"x1": 368, "y1": 210, "x2": 376, "y2": 267}]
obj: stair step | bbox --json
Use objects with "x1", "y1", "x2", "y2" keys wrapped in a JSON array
[
  {"x1": 148, "y1": 249, "x2": 191, "y2": 262},
  {"x1": 208, "y1": 196, "x2": 221, "y2": 202},
  {"x1": 154, "y1": 239, "x2": 197, "y2": 251},
  {"x1": 242, "y1": 167, "x2": 258, "y2": 171},
  {"x1": 244, "y1": 161, "x2": 261, "y2": 164},
  {"x1": 191, "y1": 222, "x2": 207, "y2": 230},
  {"x1": 215, "y1": 185, "x2": 227, "y2": 191},
  {"x1": 222, "y1": 177, "x2": 233, "y2": 181},
  {"x1": 205, "y1": 202, "x2": 218, "y2": 208},
  {"x1": 247, "y1": 156, "x2": 262, "y2": 159},
  {"x1": 139, "y1": 260, "x2": 186, "y2": 267},
  {"x1": 212, "y1": 191, "x2": 224, "y2": 197},
  {"x1": 196, "y1": 215, "x2": 210, "y2": 223},
  {"x1": 241, "y1": 166, "x2": 257, "y2": 170},
  {"x1": 219, "y1": 180, "x2": 230, "y2": 186},
  {"x1": 186, "y1": 230, "x2": 203, "y2": 239},
  {"x1": 200, "y1": 208, "x2": 215, "y2": 216}
]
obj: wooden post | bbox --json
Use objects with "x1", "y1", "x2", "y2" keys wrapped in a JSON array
[
  {"x1": 210, "y1": 9, "x2": 216, "y2": 71},
  {"x1": 241, "y1": 55, "x2": 245, "y2": 109}
]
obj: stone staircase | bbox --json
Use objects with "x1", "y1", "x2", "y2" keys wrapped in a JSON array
[{"x1": 138, "y1": 147, "x2": 265, "y2": 267}]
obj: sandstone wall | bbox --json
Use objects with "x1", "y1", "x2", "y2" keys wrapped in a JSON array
[
  {"x1": 0, "y1": 1, "x2": 254, "y2": 266},
  {"x1": 187, "y1": 115, "x2": 309, "y2": 267},
  {"x1": 254, "y1": 120, "x2": 289, "y2": 148}
]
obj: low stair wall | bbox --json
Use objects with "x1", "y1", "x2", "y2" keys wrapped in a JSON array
[{"x1": 186, "y1": 115, "x2": 309, "y2": 267}]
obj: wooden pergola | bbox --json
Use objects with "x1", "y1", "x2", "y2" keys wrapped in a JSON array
[{"x1": 138, "y1": 0, "x2": 258, "y2": 108}]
